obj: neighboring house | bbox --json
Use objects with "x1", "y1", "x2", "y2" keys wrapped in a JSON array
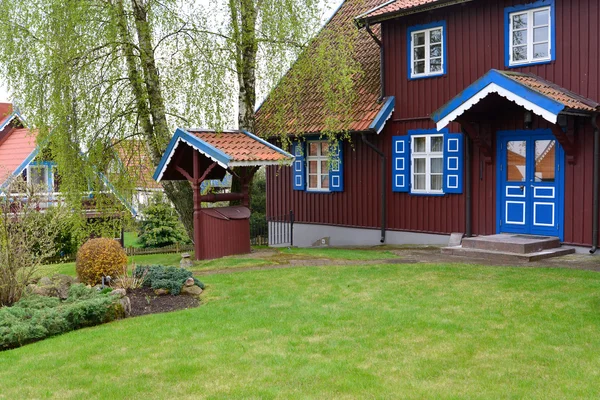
[
  {"x1": 114, "y1": 139, "x2": 232, "y2": 213},
  {"x1": 257, "y1": 0, "x2": 600, "y2": 251},
  {"x1": 0, "y1": 102, "x2": 136, "y2": 217}
]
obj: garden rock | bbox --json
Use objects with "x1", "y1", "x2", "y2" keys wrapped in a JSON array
[
  {"x1": 119, "y1": 296, "x2": 132, "y2": 316},
  {"x1": 51, "y1": 274, "x2": 75, "y2": 299},
  {"x1": 27, "y1": 283, "x2": 59, "y2": 298},
  {"x1": 184, "y1": 277, "x2": 195, "y2": 287},
  {"x1": 110, "y1": 288, "x2": 127, "y2": 298},
  {"x1": 181, "y1": 285, "x2": 203, "y2": 296},
  {"x1": 26, "y1": 274, "x2": 75, "y2": 299},
  {"x1": 155, "y1": 288, "x2": 169, "y2": 296},
  {"x1": 180, "y1": 253, "x2": 193, "y2": 268},
  {"x1": 38, "y1": 277, "x2": 53, "y2": 286}
]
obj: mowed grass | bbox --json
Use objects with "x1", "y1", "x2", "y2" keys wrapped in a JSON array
[
  {"x1": 3, "y1": 263, "x2": 600, "y2": 398},
  {"x1": 38, "y1": 247, "x2": 400, "y2": 277}
]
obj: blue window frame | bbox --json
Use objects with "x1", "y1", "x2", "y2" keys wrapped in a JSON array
[
  {"x1": 291, "y1": 139, "x2": 344, "y2": 193},
  {"x1": 407, "y1": 21, "x2": 447, "y2": 80},
  {"x1": 505, "y1": 0, "x2": 555, "y2": 68}
]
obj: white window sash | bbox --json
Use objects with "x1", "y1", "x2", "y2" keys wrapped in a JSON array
[
  {"x1": 306, "y1": 141, "x2": 329, "y2": 191},
  {"x1": 411, "y1": 135, "x2": 444, "y2": 194},
  {"x1": 509, "y1": 6, "x2": 552, "y2": 66},
  {"x1": 411, "y1": 26, "x2": 444, "y2": 78}
]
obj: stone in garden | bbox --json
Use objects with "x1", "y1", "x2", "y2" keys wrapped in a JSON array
[
  {"x1": 184, "y1": 277, "x2": 195, "y2": 287},
  {"x1": 119, "y1": 296, "x2": 131, "y2": 316},
  {"x1": 181, "y1": 285, "x2": 203, "y2": 296},
  {"x1": 27, "y1": 283, "x2": 59, "y2": 298},
  {"x1": 51, "y1": 274, "x2": 76, "y2": 299},
  {"x1": 110, "y1": 288, "x2": 127, "y2": 298},
  {"x1": 155, "y1": 288, "x2": 169, "y2": 295},
  {"x1": 180, "y1": 253, "x2": 193, "y2": 268},
  {"x1": 38, "y1": 277, "x2": 52, "y2": 286}
]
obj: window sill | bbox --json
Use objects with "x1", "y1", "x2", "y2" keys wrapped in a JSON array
[
  {"x1": 410, "y1": 191, "x2": 446, "y2": 197},
  {"x1": 507, "y1": 59, "x2": 553, "y2": 68},
  {"x1": 306, "y1": 190, "x2": 331, "y2": 194},
  {"x1": 409, "y1": 72, "x2": 446, "y2": 81}
]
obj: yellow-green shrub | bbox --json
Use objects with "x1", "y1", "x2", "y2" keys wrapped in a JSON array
[{"x1": 76, "y1": 238, "x2": 127, "y2": 285}]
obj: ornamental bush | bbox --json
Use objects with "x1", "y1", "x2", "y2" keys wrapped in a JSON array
[
  {"x1": 76, "y1": 238, "x2": 127, "y2": 285},
  {"x1": 134, "y1": 265, "x2": 204, "y2": 295},
  {"x1": 0, "y1": 284, "x2": 124, "y2": 350}
]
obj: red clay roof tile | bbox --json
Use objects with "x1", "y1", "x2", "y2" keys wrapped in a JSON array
[
  {"x1": 255, "y1": 0, "x2": 387, "y2": 137},
  {"x1": 189, "y1": 130, "x2": 291, "y2": 163},
  {"x1": 114, "y1": 139, "x2": 162, "y2": 189},
  {"x1": 357, "y1": 0, "x2": 464, "y2": 23},
  {"x1": 0, "y1": 128, "x2": 37, "y2": 185}
]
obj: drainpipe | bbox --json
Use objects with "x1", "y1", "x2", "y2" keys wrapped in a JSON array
[
  {"x1": 365, "y1": 21, "x2": 385, "y2": 101},
  {"x1": 362, "y1": 133, "x2": 386, "y2": 243},
  {"x1": 464, "y1": 129, "x2": 472, "y2": 237},
  {"x1": 590, "y1": 113, "x2": 599, "y2": 254}
]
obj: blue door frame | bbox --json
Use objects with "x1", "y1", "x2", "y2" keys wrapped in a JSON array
[{"x1": 496, "y1": 129, "x2": 565, "y2": 240}]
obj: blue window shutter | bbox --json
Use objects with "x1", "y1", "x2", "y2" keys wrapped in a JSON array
[
  {"x1": 392, "y1": 136, "x2": 410, "y2": 192},
  {"x1": 291, "y1": 141, "x2": 306, "y2": 191},
  {"x1": 443, "y1": 133, "x2": 464, "y2": 194},
  {"x1": 329, "y1": 141, "x2": 344, "y2": 192}
]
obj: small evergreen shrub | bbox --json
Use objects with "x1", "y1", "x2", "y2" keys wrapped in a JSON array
[
  {"x1": 76, "y1": 238, "x2": 127, "y2": 285},
  {"x1": 138, "y1": 194, "x2": 189, "y2": 248},
  {"x1": 0, "y1": 285, "x2": 123, "y2": 350},
  {"x1": 134, "y1": 265, "x2": 204, "y2": 295}
]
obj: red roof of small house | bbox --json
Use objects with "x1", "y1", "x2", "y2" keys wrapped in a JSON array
[
  {"x1": 189, "y1": 130, "x2": 292, "y2": 163},
  {"x1": 355, "y1": 0, "x2": 472, "y2": 25},
  {"x1": 0, "y1": 128, "x2": 37, "y2": 185},
  {"x1": 114, "y1": 139, "x2": 162, "y2": 189},
  {"x1": 255, "y1": 0, "x2": 393, "y2": 137},
  {"x1": 0, "y1": 103, "x2": 12, "y2": 127}
]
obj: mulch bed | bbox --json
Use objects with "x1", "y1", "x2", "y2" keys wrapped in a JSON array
[{"x1": 127, "y1": 287, "x2": 200, "y2": 317}]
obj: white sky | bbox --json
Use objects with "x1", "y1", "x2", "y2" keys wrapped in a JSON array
[{"x1": 0, "y1": 82, "x2": 8, "y2": 103}]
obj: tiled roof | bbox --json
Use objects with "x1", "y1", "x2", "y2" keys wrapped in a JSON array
[
  {"x1": 189, "y1": 130, "x2": 291, "y2": 163},
  {"x1": 498, "y1": 71, "x2": 600, "y2": 112},
  {"x1": 0, "y1": 128, "x2": 37, "y2": 185},
  {"x1": 114, "y1": 139, "x2": 162, "y2": 189},
  {"x1": 255, "y1": 0, "x2": 387, "y2": 136},
  {"x1": 356, "y1": 0, "x2": 465, "y2": 24}
]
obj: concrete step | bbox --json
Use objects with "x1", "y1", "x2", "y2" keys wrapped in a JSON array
[
  {"x1": 461, "y1": 234, "x2": 560, "y2": 254},
  {"x1": 441, "y1": 245, "x2": 575, "y2": 262}
]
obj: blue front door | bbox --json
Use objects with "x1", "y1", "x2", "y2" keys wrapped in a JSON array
[{"x1": 497, "y1": 130, "x2": 565, "y2": 240}]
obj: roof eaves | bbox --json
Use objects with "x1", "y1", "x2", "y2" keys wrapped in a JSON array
[{"x1": 355, "y1": 0, "x2": 474, "y2": 27}]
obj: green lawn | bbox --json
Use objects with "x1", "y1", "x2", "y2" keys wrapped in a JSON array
[
  {"x1": 3, "y1": 263, "x2": 600, "y2": 398},
  {"x1": 123, "y1": 231, "x2": 142, "y2": 248}
]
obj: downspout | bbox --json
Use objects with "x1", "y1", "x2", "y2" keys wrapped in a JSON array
[
  {"x1": 590, "y1": 113, "x2": 599, "y2": 253},
  {"x1": 365, "y1": 21, "x2": 385, "y2": 101},
  {"x1": 362, "y1": 133, "x2": 386, "y2": 243}
]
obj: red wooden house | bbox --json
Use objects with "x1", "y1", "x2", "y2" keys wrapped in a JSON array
[{"x1": 257, "y1": 0, "x2": 600, "y2": 254}]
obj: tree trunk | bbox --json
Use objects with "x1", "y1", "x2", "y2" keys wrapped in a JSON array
[{"x1": 120, "y1": 0, "x2": 195, "y2": 239}]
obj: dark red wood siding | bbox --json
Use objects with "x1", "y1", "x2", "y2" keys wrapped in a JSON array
[{"x1": 267, "y1": 0, "x2": 600, "y2": 246}]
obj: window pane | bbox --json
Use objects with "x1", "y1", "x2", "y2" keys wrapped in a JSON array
[
  {"x1": 30, "y1": 167, "x2": 47, "y2": 187},
  {"x1": 430, "y1": 44, "x2": 442, "y2": 58},
  {"x1": 535, "y1": 140, "x2": 555, "y2": 182},
  {"x1": 533, "y1": 43, "x2": 549, "y2": 59},
  {"x1": 533, "y1": 26, "x2": 548, "y2": 43},
  {"x1": 320, "y1": 142, "x2": 329, "y2": 155},
  {"x1": 321, "y1": 175, "x2": 329, "y2": 189},
  {"x1": 414, "y1": 61, "x2": 425, "y2": 74},
  {"x1": 430, "y1": 29, "x2": 442, "y2": 44},
  {"x1": 533, "y1": 9, "x2": 549, "y2": 26},
  {"x1": 414, "y1": 137, "x2": 426, "y2": 153},
  {"x1": 308, "y1": 142, "x2": 318, "y2": 156},
  {"x1": 320, "y1": 160, "x2": 328, "y2": 174},
  {"x1": 507, "y1": 140, "x2": 527, "y2": 182},
  {"x1": 513, "y1": 13, "x2": 528, "y2": 29},
  {"x1": 431, "y1": 175, "x2": 443, "y2": 191},
  {"x1": 513, "y1": 45, "x2": 528, "y2": 61},
  {"x1": 430, "y1": 59, "x2": 442, "y2": 72},
  {"x1": 308, "y1": 175, "x2": 318, "y2": 188},
  {"x1": 414, "y1": 32, "x2": 425, "y2": 46},
  {"x1": 431, "y1": 136, "x2": 443, "y2": 152},
  {"x1": 431, "y1": 158, "x2": 443, "y2": 174},
  {"x1": 308, "y1": 160, "x2": 317, "y2": 174},
  {"x1": 414, "y1": 175, "x2": 426, "y2": 190},
  {"x1": 513, "y1": 30, "x2": 527, "y2": 45},
  {"x1": 414, "y1": 158, "x2": 426, "y2": 173},
  {"x1": 414, "y1": 46, "x2": 425, "y2": 60}
]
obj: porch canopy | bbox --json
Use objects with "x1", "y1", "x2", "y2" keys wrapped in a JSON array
[
  {"x1": 432, "y1": 69, "x2": 600, "y2": 132},
  {"x1": 153, "y1": 128, "x2": 293, "y2": 260}
]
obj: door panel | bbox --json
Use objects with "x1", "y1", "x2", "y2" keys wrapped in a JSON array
[{"x1": 497, "y1": 131, "x2": 564, "y2": 239}]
